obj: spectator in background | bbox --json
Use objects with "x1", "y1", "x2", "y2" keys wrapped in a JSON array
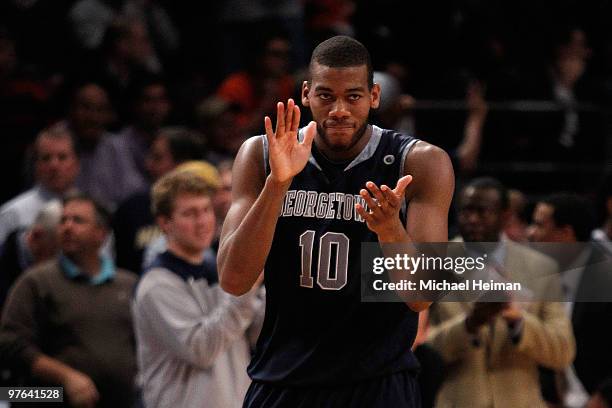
[
  {"x1": 528, "y1": 193, "x2": 612, "y2": 406},
  {"x1": 370, "y1": 71, "x2": 416, "y2": 134},
  {"x1": 307, "y1": 0, "x2": 356, "y2": 42},
  {"x1": 141, "y1": 160, "x2": 220, "y2": 269},
  {"x1": 372, "y1": 71, "x2": 488, "y2": 176},
  {"x1": 112, "y1": 127, "x2": 205, "y2": 273},
  {"x1": 196, "y1": 96, "x2": 246, "y2": 164},
  {"x1": 133, "y1": 169, "x2": 263, "y2": 408},
  {"x1": 0, "y1": 127, "x2": 79, "y2": 244},
  {"x1": 550, "y1": 28, "x2": 596, "y2": 158},
  {"x1": 50, "y1": 82, "x2": 115, "y2": 206},
  {"x1": 428, "y1": 178, "x2": 575, "y2": 408},
  {"x1": 88, "y1": 17, "x2": 161, "y2": 120},
  {"x1": 503, "y1": 189, "x2": 530, "y2": 242},
  {"x1": 216, "y1": 32, "x2": 295, "y2": 135},
  {"x1": 0, "y1": 193, "x2": 137, "y2": 407},
  {"x1": 0, "y1": 201, "x2": 61, "y2": 313},
  {"x1": 121, "y1": 0, "x2": 180, "y2": 64},
  {"x1": 453, "y1": 81, "x2": 488, "y2": 175},
  {"x1": 91, "y1": 75, "x2": 171, "y2": 209},
  {"x1": 217, "y1": 0, "x2": 306, "y2": 73},
  {"x1": 64, "y1": 83, "x2": 114, "y2": 153},
  {"x1": 68, "y1": 0, "x2": 120, "y2": 50},
  {"x1": 69, "y1": 0, "x2": 179, "y2": 62},
  {"x1": 523, "y1": 27, "x2": 605, "y2": 162}
]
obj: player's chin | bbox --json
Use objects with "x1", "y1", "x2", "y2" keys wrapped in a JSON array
[
  {"x1": 325, "y1": 126, "x2": 355, "y2": 137},
  {"x1": 324, "y1": 130, "x2": 357, "y2": 150}
]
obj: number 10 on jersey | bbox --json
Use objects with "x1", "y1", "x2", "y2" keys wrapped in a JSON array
[{"x1": 299, "y1": 230, "x2": 349, "y2": 290}]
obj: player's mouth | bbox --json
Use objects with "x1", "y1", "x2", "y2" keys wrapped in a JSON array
[{"x1": 325, "y1": 125, "x2": 354, "y2": 131}]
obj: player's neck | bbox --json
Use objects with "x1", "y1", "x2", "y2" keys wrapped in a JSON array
[{"x1": 315, "y1": 125, "x2": 372, "y2": 162}]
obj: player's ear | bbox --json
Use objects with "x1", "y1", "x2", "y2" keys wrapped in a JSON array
[
  {"x1": 301, "y1": 81, "x2": 311, "y2": 107},
  {"x1": 370, "y1": 83, "x2": 381, "y2": 109}
]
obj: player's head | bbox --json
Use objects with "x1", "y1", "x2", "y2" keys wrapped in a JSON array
[
  {"x1": 302, "y1": 36, "x2": 380, "y2": 155},
  {"x1": 457, "y1": 177, "x2": 510, "y2": 242},
  {"x1": 152, "y1": 169, "x2": 216, "y2": 256},
  {"x1": 309, "y1": 36, "x2": 374, "y2": 89}
]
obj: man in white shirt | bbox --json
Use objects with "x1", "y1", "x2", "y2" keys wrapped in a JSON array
[{"x1": 0, "y1": 127, "x2": 79, "y2": 244}]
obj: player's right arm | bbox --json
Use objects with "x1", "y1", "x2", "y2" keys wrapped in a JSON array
[{"x1": 218, "y1": 99, "x2": 315, "y2": 295}]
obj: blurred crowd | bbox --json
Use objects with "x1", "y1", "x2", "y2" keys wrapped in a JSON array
[{"x1": 0, "y1": 0, "x2": 611, "y2": 407}]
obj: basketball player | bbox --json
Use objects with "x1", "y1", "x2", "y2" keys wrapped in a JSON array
[{"x1": 218, "y1": 36, "x2": 454, "y2": 407}]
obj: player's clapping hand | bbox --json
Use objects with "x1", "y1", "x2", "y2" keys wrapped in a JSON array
[
  {"x1": 266, "y1": 99, "x2": 316, "y2": 185},
  {"x1": 355, "y1": 175, "x2": 412, "y2": 241}
]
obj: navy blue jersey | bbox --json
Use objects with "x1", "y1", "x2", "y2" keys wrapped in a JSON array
[{"x1": 248, "y1": 126, "x2": 420, "y2": 386}]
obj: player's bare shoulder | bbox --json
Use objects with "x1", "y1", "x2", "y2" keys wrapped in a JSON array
[
  {"x1": 404, "y1": 141, "x2": 455, "y2": 201},
  {"x1": 236, "y1": 135, "x2": 265, "y2": 165},
  {"x1": 234, "y1": 135, "x2": 267, "y2": 190}
]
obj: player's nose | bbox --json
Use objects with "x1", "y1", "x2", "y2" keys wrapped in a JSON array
[{"x1": 329, "y1": 99, "x2": 350, "y2": 118}]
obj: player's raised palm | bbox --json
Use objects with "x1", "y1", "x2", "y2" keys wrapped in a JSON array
[{"x1": 265, "y1": 99, "x2": 316, "y2": 184}]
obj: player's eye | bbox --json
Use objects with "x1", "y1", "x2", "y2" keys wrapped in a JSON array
[
  {"x1": 318, "y1": 93, "x2": 332, "y2": 100},
  {"x1": 348, "y1": 94, "x2": 362, "y2": 101}
]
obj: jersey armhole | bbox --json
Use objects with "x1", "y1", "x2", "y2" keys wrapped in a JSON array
[
  {"x1": 399, "y1": 138, "x2": 419, "y2": 223},
  {"x1": 399, "y1": 138, "x2": 419, "y2": 180}
]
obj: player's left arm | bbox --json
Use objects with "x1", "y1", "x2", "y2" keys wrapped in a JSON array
[
  {"x1": 356, "y1": 141, "x2": 454, "y2": 312},
  {"x1": 403, "y1": 141, "x2": 455, "y2": 311}
]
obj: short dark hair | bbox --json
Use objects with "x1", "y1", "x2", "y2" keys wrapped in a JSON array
[
  {"x1": 157, "y1": 127, "x2": 205, "y2": 163},
  {"x1": 63, "y1": 192, "x2": 111, "y2": 229},
  {"x1": 464, "y1": 177, "x2": 509, "y2": 210},
  {"x1": 541, "y1": 193, "x2": 595, "y2": 242},
  {"x1": 310, "y1": 36, "x2": 373, "y2": 89}
]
